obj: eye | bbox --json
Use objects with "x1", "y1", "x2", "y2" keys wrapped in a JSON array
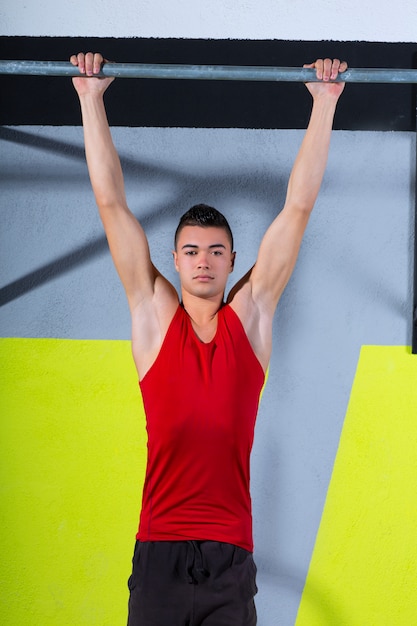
[
  {"x1": 185, "y1": 250, "x2": 197, "y2": 255},
  {"x1": 211, "y1": 250, "x2": 223, "y2": 256}
]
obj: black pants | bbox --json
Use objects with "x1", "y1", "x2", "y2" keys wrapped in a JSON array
[{"x1": 127, "y1": 540, "x2": 258, "y2": 626}]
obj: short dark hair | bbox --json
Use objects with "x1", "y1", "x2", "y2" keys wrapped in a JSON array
[{"x1": 174, "y1": 204, "x2": 234, "y2": 250}]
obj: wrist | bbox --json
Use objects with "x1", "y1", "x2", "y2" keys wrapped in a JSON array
[
  {"x1": 310, "y1": 92, "x2": 339, "y2": 113},
  {"x1": 78, "y1": 89, "x2": 105, "y2": 102}
]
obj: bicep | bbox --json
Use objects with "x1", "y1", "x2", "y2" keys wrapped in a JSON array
[
  {"x1": 250, "y1": 204, "x2": 311, "y2": 309},
  {"x1": 100, "y1": 202, "x2": 161, "y2": 305},
  {"x1": 226, "y1": 204, "x2": 311, "y2": 368}
]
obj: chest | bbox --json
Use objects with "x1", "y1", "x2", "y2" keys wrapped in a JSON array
[{"x1": 140, "y1": 308, "x2": 263, "y2": 432}]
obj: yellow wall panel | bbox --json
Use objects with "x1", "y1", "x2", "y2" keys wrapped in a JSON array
[
  {"x1": 0, "y1": 338, "x2": 147, "y2": 626},
  {"x1": 296, "y1": 346, "x2": 417, "y2": 626}
]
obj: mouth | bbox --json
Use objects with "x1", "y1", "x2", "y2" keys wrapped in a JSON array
[{"x1": 194, "y1": 275, "x2": 214, "y2": 282}]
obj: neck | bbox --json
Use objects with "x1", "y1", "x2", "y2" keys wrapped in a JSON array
[{"x1": 181, "y1": 293, "x2": 224, "y2": 325}]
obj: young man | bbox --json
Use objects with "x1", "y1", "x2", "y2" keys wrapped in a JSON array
[{"x1": 71, "y1": 53, "x2": 347, "y2": 625}]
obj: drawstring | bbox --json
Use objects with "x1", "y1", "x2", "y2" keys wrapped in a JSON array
[{"x1": 185, "y1": 541, "x2": 210, "y2": 584}]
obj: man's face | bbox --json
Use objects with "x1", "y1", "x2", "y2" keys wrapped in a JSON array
[{"x1": 173, "y1": 226, "x2": 235, "y2": 300}]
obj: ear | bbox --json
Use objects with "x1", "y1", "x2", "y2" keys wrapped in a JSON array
[
  {"x1": 230, "y1": 251, "x2": 236, "y2": 273},
  {"x1": 172, "y1": 250, "x2": 179, "y2": 272}
]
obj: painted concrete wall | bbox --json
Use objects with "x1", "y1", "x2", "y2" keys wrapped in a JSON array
[
  {"x1": 1, "y1": 1, "x2": 417, "y2": 623},
  {"x1": 1, "y1": 125, "x2": 413, "y2": 343},
  {"x1": 1, "y1": 0, "x2": 417, "y2": 42},
  {"x1": 1, "y1": 122, "x2": 416, "y2": 624}
]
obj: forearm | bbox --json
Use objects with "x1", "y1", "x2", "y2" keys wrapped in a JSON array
[
  {"x1": 285, "y1": 94, "x2": 338, "y2": 212},
  {"x1": 78, "y1": 92, "x2": 127, "y2": 210}
]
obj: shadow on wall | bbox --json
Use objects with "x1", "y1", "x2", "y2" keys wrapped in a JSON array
[
  {"x1": 255, "y1": 552, "x2": 350, "y2": 626},
  {"x1": 0, "y1": 125, "x2": 285, "y2": 306},
  {"x1": 251, "y1": 415, "x2": 351, "y2": 626}
]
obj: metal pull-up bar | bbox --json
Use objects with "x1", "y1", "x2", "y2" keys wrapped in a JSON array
[{"x1": 1, "y1": 60, "x2": 417, "y2": 83}]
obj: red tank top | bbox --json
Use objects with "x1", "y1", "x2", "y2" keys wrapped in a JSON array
[{"x1": 137, "y1": 303, "x2": 265, "y2": 552}]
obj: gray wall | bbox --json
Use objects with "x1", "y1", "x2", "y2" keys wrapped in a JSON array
[{"x1": 1, "y1": 124, "x2": 414, "y2": 624}]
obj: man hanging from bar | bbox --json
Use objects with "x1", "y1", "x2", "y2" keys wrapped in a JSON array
[{"x1": 70, "y1": 52, "x2": 347, "y2": 626}]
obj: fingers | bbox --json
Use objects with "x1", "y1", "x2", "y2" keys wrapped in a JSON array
[
  {"x1": 304, "y1": 58, "x2": 348, "y2": 81},
  {"x1": 69, "y1": 52, "x2": 104, "y2": 76}
]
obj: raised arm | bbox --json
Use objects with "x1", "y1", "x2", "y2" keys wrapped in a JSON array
[
  {"x1": 70, "y1": 52, "x2": 176, "y2": 312},
  {"x1": 229, "y1": 58, "x2": 347, "y2": 371},
  {"x1": 71, "y1": 52, "x2": 179, "y2": 379},
  {"x1": 250, "y1": 58, "x2": 346, "y2": 309}
]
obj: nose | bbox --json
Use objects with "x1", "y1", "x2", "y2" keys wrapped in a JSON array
[{"x1": 197, "y1": 252, "x2": 210, "y2": 268}]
